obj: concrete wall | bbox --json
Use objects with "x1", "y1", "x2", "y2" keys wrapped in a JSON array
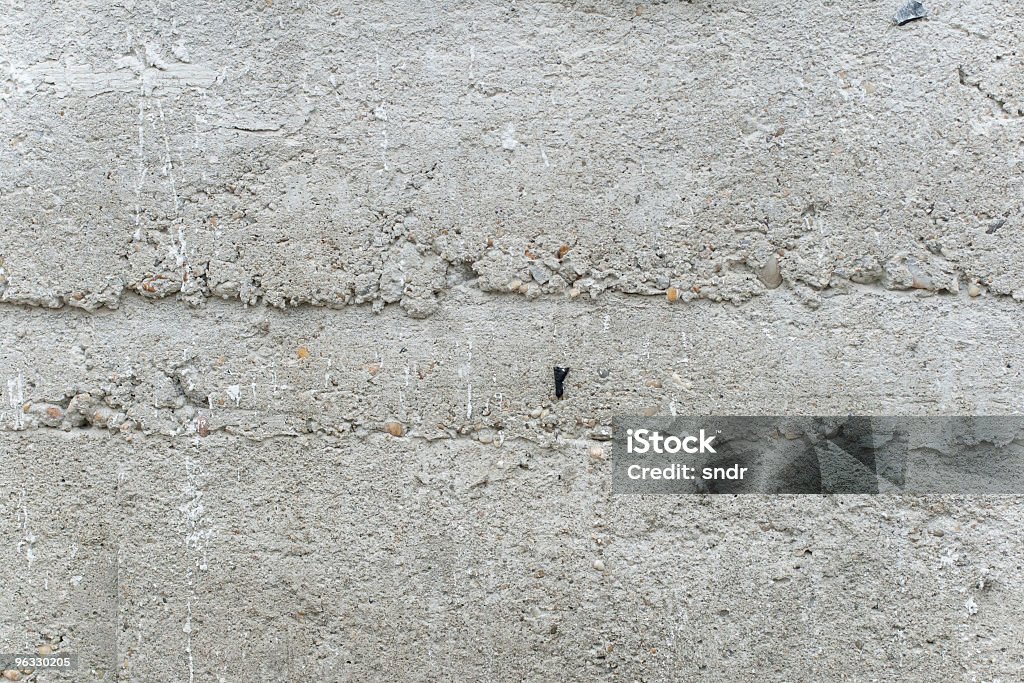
[{"x1": 2, "y1": 1, "x2": 1023, "y2": 680}]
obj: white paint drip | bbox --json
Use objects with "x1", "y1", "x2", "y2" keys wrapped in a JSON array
[
  {"x1": 7, "y1": 373, "x2": 24, "y2": 429},
  {"x1": 184, "y1": 598, "x2": 195, "y2": 683},
  {"x1": 155, "y1": 98, "x2": 179, "y2": 215},
  {"x1": 134, "y1": 97, "x2": 147, "y2": 233},
  {"x1": 179, "y1": 453, "x2": 209, "y2": 683},
  {"x1": 16, "y1": 492, "x2": 36, "y2": 566},
  {"x1": 461, "y1": 340, "x2": 474, "y2": 419},
  {"x1": 179, "y1": 457, "x2": 212, "y2": 572}
]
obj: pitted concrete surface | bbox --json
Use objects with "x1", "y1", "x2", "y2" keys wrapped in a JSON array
[{"x1": 2, "y1": 1, "x2": 1024, "y2": 681}]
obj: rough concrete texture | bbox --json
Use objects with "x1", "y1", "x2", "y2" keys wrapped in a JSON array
[{"x1": 2, "y1": 0, "x2": 1023, "y2": 681}]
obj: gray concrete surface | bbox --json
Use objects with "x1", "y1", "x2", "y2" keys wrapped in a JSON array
[{"x1": 2, "y1": 0, "x2": 1023, "y2": 680}]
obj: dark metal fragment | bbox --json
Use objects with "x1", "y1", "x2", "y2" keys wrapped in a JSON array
[
  {"x1": 554, "y1": 367, "x2": 570, "y2": 399},
  {"x1": 894, "y1": 1, "x2": 927, "y2": 26}
]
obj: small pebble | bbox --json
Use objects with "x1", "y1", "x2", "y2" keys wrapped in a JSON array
[
  {"x1": 593, "y1": 559, "x2": 605, "y2": 572},
  {"x1": 508, "y1": 279, "x2": 523, "y2": 292},
  {"x1": 384, "y1": 421, "x2": 405, "y2": 437},
  {"x1": 37, "y1": 645, "x2": 53, "y2": 656},
  {"x1": 757, "y1": 255, "x2": 783, "y2": 289},
  {"x1": 589, "y1": 446, "x2": 605, "y2": 461},
  {"x1": 666, "y1": 287, "x2": 680, "y2": 302},
  {"x1": 968, "y1": 283, "x2": 981, "y2": 297},
  {"x1": 911, "y1": 275, "x2": 933, "y2": 290},
  {"x1": 28, "y1": 403, "x2": 64, "y2": 427},
  {"x1": 529, "y1": 264, "x2": 550, "y2": 285},
  {"x1": 296, "y1": 346, "x2": 311, "y2": 360},
  {"x1": 529, "y1": 407, "x2": 543, "y2": 419},
  {"x1": 2, "y1": 671, "x2": 22, "y2": 682}
]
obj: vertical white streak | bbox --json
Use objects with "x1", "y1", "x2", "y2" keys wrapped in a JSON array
[
  {"x1": 17, "y1": 492, "x2": 36, "y2": 566},
  {"x1": 7, "y1": 373, "x2": 24, "y2": 429},
  {"x1": 155, "y1": 98, "x2": 179, "y2": 215},
  {"x1": 184, "y1": 598, "x2": 195, "y2": 683}
]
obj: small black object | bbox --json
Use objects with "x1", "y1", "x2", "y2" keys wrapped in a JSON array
[{"x1": 554, "y1": 367, "x2": 570, "y2": 399}]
